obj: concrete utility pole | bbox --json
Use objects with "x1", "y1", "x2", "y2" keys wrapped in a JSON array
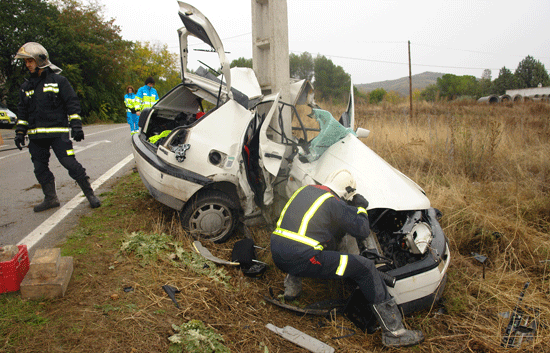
[
  {"x1": 408, "y1": 40, "x2": 413, "y2": 120},
  {"x1": 251, "y1": 0, "x2": 290, "y2": 102}
]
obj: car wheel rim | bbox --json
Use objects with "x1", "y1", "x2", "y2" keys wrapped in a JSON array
[{"x1": 189, "y1": 203, "x2": 232, "y2": 240}]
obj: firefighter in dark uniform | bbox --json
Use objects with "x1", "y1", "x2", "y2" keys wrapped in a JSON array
[
  {"x1": 14, "y1": 42, "x2": 100, "y2": 212},
  {"x1": 271, "y1": 169, "x2": 423, "y2": 348}
]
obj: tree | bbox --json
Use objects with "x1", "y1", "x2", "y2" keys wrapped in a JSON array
[
  {"x1": 436, "y1": 74, "x2": 479, "y2": 100},
  {"x1": 479, "y1": 69, "x2": 492, "y2": 97},
  {"x1": 125, "y1": 41, "x2": 180, "y2": 99},
  {"x1": 230, "y1": 57, "x2": 252, "y2": 68},
  {"x1": 313, "y1": 55, "x2": 350, "y2": 102},
  {"x1": 50, "y1": 0, "x2": 132, "y2": 121},
  {"x1": 289, "y1": 52, "x2": 314, "y2": 81},
  {"x1": 0, "y1": 0, "x2": 133, "y2": 122},
  {"x1": 368, "y1": 88, "x2": 386, "y2": 104},
  {"x1": 492, "y1": 66, "x2": 515, "y2": 95},
  {"x1": 514, "y1": 55, "x2": 550, "y2": 89},
  {"x1": 420, "y1": 84, "x2": 439, "y2": 102}
]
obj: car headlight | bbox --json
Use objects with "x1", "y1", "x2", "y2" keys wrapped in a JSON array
[{"x1": 404, "y1": 222, "x2": 433, "y2": 255}]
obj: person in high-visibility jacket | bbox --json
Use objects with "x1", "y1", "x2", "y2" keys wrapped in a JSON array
[
  {"x1": 124, "y1": 85, "x2": 139, "y2": 135},
  {"x1": 13, "y1": 42, "x2": 100, "y2": 212},
  {"x1": 270, "y1": 169, "x2": 423, "y2": 348},
  {"x1": 135, "y1": 77, "x2": 159, "y2": 116}
]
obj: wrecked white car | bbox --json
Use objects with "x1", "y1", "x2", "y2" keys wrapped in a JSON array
[{"x1": 132, "y1": 1, "x2": 450, "y2": 315}]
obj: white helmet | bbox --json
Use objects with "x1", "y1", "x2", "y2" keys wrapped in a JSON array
[
  {"x1": 324, "y1": 169, "x2": 357, "y2": 201},
  {"x1": 15, "y1": 42, "x2": 62, "y2": 73}
]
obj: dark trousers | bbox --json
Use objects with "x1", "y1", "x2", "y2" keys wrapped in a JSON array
[
  {"x1": 272, "y1": 237, "x2": 390, "y2": 304},
  {"x1": 28, "y1": 135, "x2": 87, "y2": 185}
]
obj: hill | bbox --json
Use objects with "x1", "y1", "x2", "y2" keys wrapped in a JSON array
[{"x1": 356, "y1": 71, "x2": 444, "y2": 96}]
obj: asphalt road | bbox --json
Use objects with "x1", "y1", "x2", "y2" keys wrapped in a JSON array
[{"x1": 0, "y1": 123, "x2": 135, "y2": 258}]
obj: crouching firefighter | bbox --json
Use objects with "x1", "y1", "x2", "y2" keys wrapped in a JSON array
[
  {"x1": 270, "y1": 169, "x2": 424, "y2": 348},
  {"x1": 14, "y1": 42, "x2": 100, "y2": 212}
]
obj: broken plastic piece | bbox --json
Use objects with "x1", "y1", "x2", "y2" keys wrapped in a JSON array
[
  {"x1": 266, "y1": 324, "x2": 335, "y2": 353},
  {"x1": 162, "y1": 285, "x2": 181, "y2": 308},
  {"x1": 192, "y1": 241, "x2": 239, "y2": 266}
]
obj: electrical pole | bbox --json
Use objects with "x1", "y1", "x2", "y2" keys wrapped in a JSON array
[
  {"x1": 251, "y1": 0, "x2": 290, "y2": 102},
  {"x1": 408, "y1": 40, "x2": 413, "y2": 120}
]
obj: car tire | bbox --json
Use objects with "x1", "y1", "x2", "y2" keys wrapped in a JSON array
[{"x1": 180, "y1": 190, "x2": 239, "y2": 243}]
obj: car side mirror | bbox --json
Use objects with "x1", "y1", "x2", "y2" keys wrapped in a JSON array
[{"x1": 355, "y1": 127, "x2": 370, "y2": 138}]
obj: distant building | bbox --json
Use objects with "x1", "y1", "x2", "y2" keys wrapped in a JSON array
[{"x1": 506, "y1": 86, "x2": 550, "y2": 102}]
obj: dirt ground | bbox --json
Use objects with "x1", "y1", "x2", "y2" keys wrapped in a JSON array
[{"x1": 1, "y1": 170, "x2": 547, "y2": 353}]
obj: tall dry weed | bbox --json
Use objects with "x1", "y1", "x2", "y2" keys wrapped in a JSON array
[{"x1": 350, "y1": 100, "x2": 550, "y2": 351}]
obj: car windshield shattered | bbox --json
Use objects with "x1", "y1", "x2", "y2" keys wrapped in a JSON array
[{"x1": 305, "y1": 109, "x2": 355, "y2": 162}]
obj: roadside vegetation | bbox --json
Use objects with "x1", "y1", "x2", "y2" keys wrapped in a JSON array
[{"x1": 1, "y1": 99, "x2": 549, "y2": 352}]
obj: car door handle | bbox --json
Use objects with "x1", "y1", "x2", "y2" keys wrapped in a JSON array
[{"x1": 264, "y1": 153, "x2": 282, "y2": 160}]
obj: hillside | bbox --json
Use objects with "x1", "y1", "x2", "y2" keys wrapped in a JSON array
[{"x1": 356, "y1": 71, "x2": 444, "y2": 96}]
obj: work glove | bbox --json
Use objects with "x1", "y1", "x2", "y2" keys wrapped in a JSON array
[
  {"x1": 349, "y1": 193, "x2": 369, "y2": 209},
  {"x1": 71, "y1": 126, "x2": 84, "y2": 141},
  {"x1": 14, "y1": 133, "x2": 26, "y2": 150}
]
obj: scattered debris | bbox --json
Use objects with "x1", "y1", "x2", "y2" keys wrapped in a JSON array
[
  {"x1": 192, "y1": 241, "x2": 239, "y2": 266},
  {"x1": 501, "y1": 282, "x2": 538, "y2": 348},
  {"x1": 162, "y1": 285, "x2": 181, "y2": 308},
  {"x1": 266, "y1": 324, "x2": 335, "y2": 353},
  {"x1": 471, "y1": 252, "x2": 488, "y2": 279}
]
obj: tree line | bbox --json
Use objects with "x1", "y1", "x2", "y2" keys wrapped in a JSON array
[
  {"x1": 0, "y1": 0, "x2": 180, "y2": 123},
  {"x1": 420, "y1": 56, "x2": 550, "y2": 102}
]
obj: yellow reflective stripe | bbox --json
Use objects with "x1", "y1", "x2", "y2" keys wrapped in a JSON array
[
  {"x1": 69, "y1": 114, "x2": 81, "y2": 121},
  {"x1": 273, "y1": 228, "x2": 324, "y2": 251},
  {"x1": 28, "y1": 127, "x2": 70, "y2": 134},
  {"x1": 67, "y1": 149, "x2": 75, "y2": 156},
  {"x1": 25, "y1": 90, "x2": 34, "y2": 97},
  {"x1": 336, "y1": 255, "x2": 348, "y2": 276},
  {"x1": 43, "y1": 83, "x2": 59, "y2": 93},
  {"x1": 298, "y1": 192, "x2": 333, "y2": 236},
  {"x1": 17, "y1": 120, "x2": 29, "y2": 126},
  {"x1": 276, "y1": 186, "x2": 307, "y2": 228},
  {"x1": 274, "y1": 187, "x2": 334, "y2": 251},
  {"x1": 357, "y1": 207, "x2": 367, "y2": 215}
]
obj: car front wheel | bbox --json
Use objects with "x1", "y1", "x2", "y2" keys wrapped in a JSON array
[{"x1": 180, "y1": 190, "x2": 239, "y2": 243}]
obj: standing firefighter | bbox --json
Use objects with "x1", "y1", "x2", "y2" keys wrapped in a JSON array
[
  {"x1": 270, "y1": 169, "x2": 424, "y2": 348},
  {"x1": 14, "y1": 42, "x2": 100, "y2": 212}
]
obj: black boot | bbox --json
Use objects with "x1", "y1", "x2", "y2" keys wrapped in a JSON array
[
  {"x1": 34, "y1": 181, "x2": 60, "y2": 212},
  {"x1": 371, "y1": 298, "x2": 424, "y2": 347},
  {"x1": 76, "y1": 177, "x2": 101, "y2": 208}
]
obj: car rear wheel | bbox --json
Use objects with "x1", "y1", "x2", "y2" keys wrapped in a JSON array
[{"x1": 180, "y1": 190, "x2": 239, "y2": 243}]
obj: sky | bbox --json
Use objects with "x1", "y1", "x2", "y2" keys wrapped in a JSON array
[{"x1": 97, "y1": 0, "x2": 550, "y2": 84}]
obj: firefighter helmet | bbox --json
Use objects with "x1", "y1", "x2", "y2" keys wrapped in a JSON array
[
  {"x1": 324, "y1": 169, "x2": 357, "y2": 201},
  {"x1": 15, "y1": 42, "x2": 61, "y2": 73}
]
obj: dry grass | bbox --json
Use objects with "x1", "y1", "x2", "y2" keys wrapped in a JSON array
[{"x1": 2, "y1": 100, "x2": 549, "y2": 352}]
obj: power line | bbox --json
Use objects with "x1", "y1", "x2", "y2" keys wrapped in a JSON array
[{"x1": 290, "y1": 50, "x2": 501, "y2": 71}]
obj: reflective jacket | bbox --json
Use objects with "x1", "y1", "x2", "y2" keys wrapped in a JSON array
[
  {"x1": 16, "y1": 68, "x2": 82, "y2": 139},
  {"x1": 135, "y1": 85, "x2": 158, "y2": 111},
  {"x1": 271, "y1": 185, "x2": 370, "y2": 258},
  {"x1": 124, "y1": 92, "x2": 137, "y2": 112}
]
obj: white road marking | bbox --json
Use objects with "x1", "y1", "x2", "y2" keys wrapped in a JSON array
[
  {"x1": 0, "y1": 125, "x2": 127, "y2": 161},
  {"x1": 73, "y1": 140, "x2": 111, "y2": 154},
  {"x1": 17, "y1": 153, "x2": 134, "y2": 251}
]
